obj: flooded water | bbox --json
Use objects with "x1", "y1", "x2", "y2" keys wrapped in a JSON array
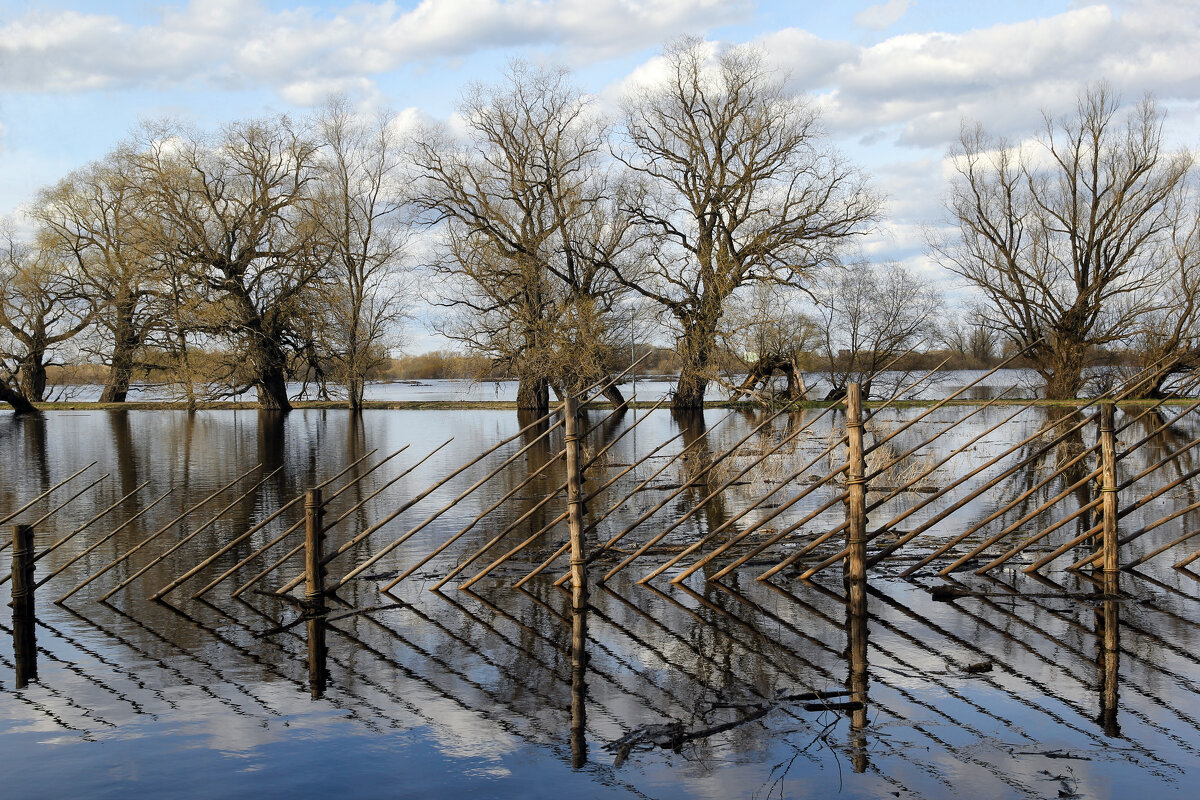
[
  {"x1": 50, "y1": 367, "x2": 1037, "y2": 404},
  {"x1": 2, "y1": 403, "x2": 1199, "y2": 798}
]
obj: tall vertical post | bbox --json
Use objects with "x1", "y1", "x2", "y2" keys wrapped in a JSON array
[
  {"x1": 1098, "y1": 402, "x2": 1119, "y2": 577},
  {"x1": 565, "y1": 396, "x2": 586, "y2": 600},
  {"x1": 564, "y1": 394, "x2": 588, "y2": 766},
  {"x1": 304, "y1": 489, "x2": 325, "y2": 606},
  {"x1": 11, "y1": 524, "x2": 37, "y2": 688},
  {"x1": 845, "y1": 384, "x2": 867, "y2": 596},
  {"x1": 11, "y1": 524, "x2": 34, "y2": 609},
  {"x1": 843, "y1": 385, "x2": 869, "y2": 770}
]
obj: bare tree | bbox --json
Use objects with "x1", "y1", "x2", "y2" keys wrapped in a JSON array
[
  {"x1": 34, "y1": 149, "x2": 165, "y2": 403},
  {"x1": 812, "y1": 260, "x2": 942, "y2": 399},
  {"x1": 312, "y1": 99, "x2": 410, "y2": 411},
  {"x1": 1124, "y1": 188, "x2": 1200, "y2": 395},
  {"x1": 616, "y1": 38, "x2": 878, "y2": 410},
  {"x1": 932, "y1": 84, "x2": 1193, "y2": 399},
  {"x1": 938, "y1": 304, "x2": 1000, "y2": 367},
  {"x1": 132, "y1": 115, "x2": 329, "y2": 412},
  {"x1": 0, "y1": 229, "x2": 91, "y2": 412},
  {"x1": 722, "y1": 284, "x2": 818, "y2": 402},
  {"x1": 413, "y1": 62, "x2": 636, "y2": 412}
]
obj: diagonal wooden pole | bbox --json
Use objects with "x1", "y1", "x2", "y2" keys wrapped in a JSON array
[
  {"x1": 156, "y1": 446, "x2": 391, "y2": 599},
  {"x1": 0, "y1": 462, "x2": 96, "y2": 527},
  {"x1": 220, "y1": 442, "x2": 445, "y2": 598},
  {"x1": 937, "y1": 461, "x2": 1103, "y2": 574},
  {"x1": 786, "y1": 403, "x2": 1041, "y2": 580},
  {"x1": 57, "y1": 465, "x2": 260, "y2": 605},
  {"x1": 443, "y1": 399, "x2": 686, "y2": 592},
  {"x1": 512, "y1": 427, "x2": 690, "y2": 589},
  {"x1": 35, "y1": 488, "x2": 175, "y2": 591},
  {"x1": 0, "y1": 479, "x2": 146, "y2": 587},
  {"x1": 102, "y1": 467, "x2": 282, "y2": 602},
  {"x1": 680, "y1": 365, "x2": 974, "y2": 583},
  {"x1": 381, "y1": 397, "x2": 666, "y2": 591},
  {"x1": 281, "y1": 383, "x2": 632, "y2": 597}
]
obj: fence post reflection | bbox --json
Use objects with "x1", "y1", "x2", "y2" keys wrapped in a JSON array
[
  {"x1": 11, "y1": 524, "x2": 38, "y2": 688},
  {"x1": 307, "y1": 615, "x2": 328, "y2": 700},
  {"x1": 570, "y1": 594, "x2": 588, "y2": 768},
  {"x1": 846, "y1": 583, "x2": 869, "y2": 773},
  {"x1": 1097, "y1": 572, "x2": 1120, "y2": 737}
]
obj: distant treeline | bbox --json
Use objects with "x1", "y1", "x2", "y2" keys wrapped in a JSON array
[{"x1": 3, "y1": 44, "x2": 1198, "y2": 414}]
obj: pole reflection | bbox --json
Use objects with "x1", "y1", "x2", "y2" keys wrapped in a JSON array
[
  {"x1": 846, "y1": 578, "x2": 869, "y2": 774},
  {"x1": 1097, "y1": 573, "x2": 1121, "y2": 737},
  {"x1": 307, "y1": 614, "x2": 328, "y2": 700},
  {"x1": 570, "y1": 594, "x2": 588, "y2": 769}
]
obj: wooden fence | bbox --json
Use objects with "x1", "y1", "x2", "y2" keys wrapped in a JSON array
[{"x1": 4, "y1": 358, "x2": 1200, "y2": 616}]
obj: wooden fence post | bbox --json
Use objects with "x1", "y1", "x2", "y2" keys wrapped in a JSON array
[
  {"x1": 845, "y1": 384, "x2": 868, "y2": 593},
  {"x1": 11, "y1": 524, "x2": 34, "y2": 609},
  {"x1": 304, "y1": 489, "x2": 325, "y2": 606},
  {"x1": 564, "y1": 394, "x2": 588, "y2": 765},
  {"x1": 565, "y1": 395, "x2": 586, "y2": 600},
  {"x1": 1098, "y1": 402, "x2": 1119, "y2": 578}
]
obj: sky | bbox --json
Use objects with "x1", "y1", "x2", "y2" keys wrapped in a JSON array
[{"x1": 2, "y1": 0, "x2": 1199, "y2": 350}]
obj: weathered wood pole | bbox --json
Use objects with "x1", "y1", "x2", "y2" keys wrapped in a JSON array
[
  {"x1": 10, "y1": 524, "x2": 35, "y2": 607},
  {"x1": 845, "y1": 383, "x2": 868, "y2": 597},
  {"x1": 564, "y1": 396, "x2": 586, "y2": 601},
  {"x1": 304, "y1": 489, "x2": 325, "y2": 607},
  {"x1": 564, "y1": 394, "x2": 588, "y2": 767},
  {"x1": 1098, "y1": 402, "x2": 1119, "y2": 576},
  {"x1": 11, "y1": 524, "x2": 37, "y2": 688}
]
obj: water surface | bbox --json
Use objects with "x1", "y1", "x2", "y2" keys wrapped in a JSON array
[{"x1": 2, "y1": 404, "x2": 1199, "y2": 798}]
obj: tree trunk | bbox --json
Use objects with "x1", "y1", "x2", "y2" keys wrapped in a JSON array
[
  {"x1": 18, "y1": 352, "x2": 48, "y2": 403},
  {"x1": 100, "y1": 299, "x2": 141, "y2": 404},
  {"x1": 257, "y1": 369, "x2": 292, "y2": 411},
  {"x1": 1042, "y1": 351, "x2": 1087, "y2": 400},
  {"x1": 784, "y1": 361, "x2": 807, "y2": 401},
  {"x1": 1040, "y1": 328, "x2": 1089, "y2": 401},
  {"x1": 251, "y1": 336, "x2": 293, "y2": 412},
  {"x1": 601, "y1": 382, "x2": 627, "y2": 410},
  {"x1": 100, "y1": 334, "x2": 137, "y2": 403},
  {"x1": 0, "y1": 383, "x2": 36, "y2": 414},
  {"x1": 673, "y1": 315, "x2": 718, "y2": 411},
  {"x1": 347, "y1": 376, "x2": 365, "y2": 412},
  {"x1": 517, "y1": 375, "x2": 549, "y2": 414}
]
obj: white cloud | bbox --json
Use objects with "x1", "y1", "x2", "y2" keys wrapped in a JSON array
[
  {"x1": 279, "y1": 76, "x2": 381, "y2": 107},
  {"x1": 0, "y1": 0, "x2": 751, "y2": 100},
  {"x1": 854, "y1": 0, "x2": 913, "y2": 31},
  {"x1": 758, "y1": 2, "x2": 1200, "y2": 148}
]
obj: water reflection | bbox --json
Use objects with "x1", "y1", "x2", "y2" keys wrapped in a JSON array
[
  {"x1": 4, "y1": 406, "x2": 1200, "y2": 798},
  {"x1": 12, "y1": 595, "x2": 37, "y2": 691},
  {"x1": 570, "y1": 596, "x2": 587, "y2": 769},
  {"x1": 1096, "y1": 580, "x2": 1121, "y2": 737},
  {"x1": 846, "y1": 577, "x2": 869, "y2": 774},
  {"x1": 306, "y1": 614, "x2": 327, "y2": 700}
]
